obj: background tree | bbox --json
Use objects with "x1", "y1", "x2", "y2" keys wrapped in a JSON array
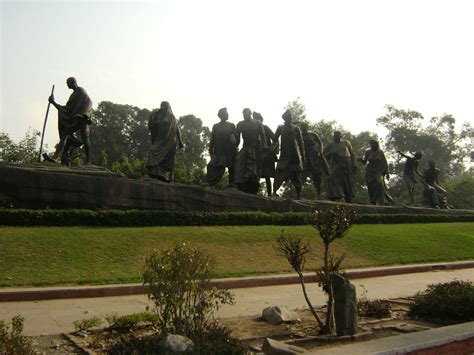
[
  {"x1": 0, "y1": 129, "x2": 40, "y2": 164},
  {"x1": 377, "y1": 104, "x2": 472, "y2": 180},
  {"x1": 90, "y1": 101, "x2": 151, "y2": 166},
  {"x1": 285, "y1": 97, "x2": 307, "y2": 123},
  {"x1": 86, "y1": 103, "x2": 213, "y2": 184},
  {"x1": 443, "y1": 172, "x2": 474, "y2": 209},
  {"x1": 377, "y1": 104, "x2": 472, "y2": 204},
  {"x1": 174, "y1": 115, "x2": 211, "y2": 184}
]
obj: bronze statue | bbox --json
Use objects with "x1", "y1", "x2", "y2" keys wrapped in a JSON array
[
  {"x1": 300, "y1": 122, "x2": 329, "y2": 200},
  {"x1": 325, "y1": 131, "x2": 357, "y2": 203},
  {"x1": 233, "y1": 108, "x2": 267, "y2": 194},
  {"x1": 359, "y1": 139, "x2": 393, "y2": 205},
  {"x1": 47, "y1": 77, "x2": 92, "y2": 165},
  {"x1": 253, "y1": 112, "x2": 278, "y2": 196},
  {"x1": 147, "y1": 101, "x2": 184, "y2": 183},
  {"x1": 204, "y1": 108, "x2": 237, "y2": 187},
  {"x1": 422, "y1": 160, "x2": 448, "y2": 209},
  {"x1": 272, "y1": 110, "x2": 306, "y2": 199},
  {"x1": 398, "y1": 151, "x2": 422, "y2": 204}
]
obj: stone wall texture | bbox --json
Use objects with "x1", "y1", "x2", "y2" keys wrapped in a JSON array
[{"x1": 1, "y1": 163, "x2": 473, "y2": 214}]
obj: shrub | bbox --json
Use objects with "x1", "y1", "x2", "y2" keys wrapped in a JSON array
[
  {"x1": 105, "y1": 312, "x2": 158, "y2": 331},
  {"x1": 107, "y1": 326, "x2": 247, "y2": 355},
  {"x1": 358, "y1": 299, "x2": 392, "y2": 318},
  {"x1": 0, "y1": 315, "x2": 34, "y2": 355},
  {"x1": 357, "y1": 285, "x2": 392, "y2": 318},
  {"x1": 72, "y1": 316, "x2": 103, "y2": 332},
  {"x1": 309, "y1": 206, "x2": 355, "y2": 334},
  {"x1": 408, "y1": 280, "x2": 474, "y2": 322},
  {"x1": 143, "y1": 242, "x2": 234, "y2": 335},
  {"x1": 109, "y1": 243, "x2": 246, "y2": 354},
  {"x1": 189, "y1": 323, "x2": 248, "y2": 355},
  {"x1": 276, "y1": 206, "x2": 356, "y2": 335},
  {"x1": 107, "y1": 334, "x2": 164, "y2": 354}
]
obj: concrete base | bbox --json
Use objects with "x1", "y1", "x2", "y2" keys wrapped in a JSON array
[{"x1": 310, "y1": 321, "x2": 474, "y2": 354}]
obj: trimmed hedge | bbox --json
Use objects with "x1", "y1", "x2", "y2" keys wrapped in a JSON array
[{"x1": 0, "y1": 208, "x2": 473, "y2": 226}]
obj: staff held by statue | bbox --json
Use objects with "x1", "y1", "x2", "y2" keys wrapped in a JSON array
[{"x1": 38, "y1": 84, "x2": 55, "y2": 162}]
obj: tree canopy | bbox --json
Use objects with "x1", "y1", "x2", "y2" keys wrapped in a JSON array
[
  {"x1": 90, "y1": 101, "x2": 151, "y2": 166},
  {"x1": 174, "y1": 114, "x2": 211, "y2": 184},
  {"x1": 377, "y1": 104, "x2": 472, "y2": 180},
  {"x1": 0, "y1": 129, "x2": 40, "y2": 164}
]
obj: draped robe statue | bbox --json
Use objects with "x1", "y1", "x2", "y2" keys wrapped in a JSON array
[{"x1": 147, "y1": 101, "x2": 183, "y2": 183}]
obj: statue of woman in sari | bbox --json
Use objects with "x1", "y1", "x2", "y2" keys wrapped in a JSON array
[
  {"x1": 147, "y1": 101, "x2": 184, "y2": 183},
  {"x1": 359, "y1": 139, "x2": 393, "y2": 205}
]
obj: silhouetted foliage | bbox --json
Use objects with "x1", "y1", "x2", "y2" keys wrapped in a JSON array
[
  {"x1": 174, "y1": 115, "x2": 210, "y2": 184},
  {"x1": 443, "y1": 172, "x2": 474, "y2": 209},
  {"x1": 0, "y1": 129, "x2": 40, "y2": 164},
  {"x1": 90, "y1": 101, "x2": 151, "y2": 166},
  {"x1": 377, "y1": 105, "x2": 472, "y2": 180}
]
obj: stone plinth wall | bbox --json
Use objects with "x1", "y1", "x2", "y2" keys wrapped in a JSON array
[{"x1": 0, "y1": 163, "x2": 472, "y2": 215}]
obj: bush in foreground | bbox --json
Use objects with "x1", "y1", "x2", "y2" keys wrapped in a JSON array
[
  {"x1": 140, "y1": 242, "x2": 245, "y2": 353},
  {"x1": 0, "y1": 315, "x2": 34, "y2": 355},
  {"x1": 143, "y1": 242, "x2": 235, "y2": 335},
  {"x1": 107, "y1": 324, "x2": 246, "y2": 355},
  {"x1": 358, "y1": 299, "x2": 392, "y2": 318},
  {"x1": 408, "y1": 280, "x2": 474, "y2": 322},
  {"x1": 108, "y1": 243, "x2": 246, "y2": 354}
]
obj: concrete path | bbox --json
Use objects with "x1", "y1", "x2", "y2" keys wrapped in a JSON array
[{"x1": 0, "y1": 268, "x2": 472, "y2": 336}]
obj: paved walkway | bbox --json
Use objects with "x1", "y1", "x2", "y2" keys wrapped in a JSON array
[{"x1": 1, "y1": 267, "x2": 472, "y2": 336}]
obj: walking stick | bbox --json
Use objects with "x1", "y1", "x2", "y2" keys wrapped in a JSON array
[{"x1": 38, "y1": 84, "x2": 55, "y2": 162}]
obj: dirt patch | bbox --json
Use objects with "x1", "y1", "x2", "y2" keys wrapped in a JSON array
[{"x1": 220, "y1": 299, "x2": 441, "y2": 352}]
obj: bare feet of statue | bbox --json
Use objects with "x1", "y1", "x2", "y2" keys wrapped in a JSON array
[{"x1": 42, "y1": 153, "x2": 56, "y2": 163}]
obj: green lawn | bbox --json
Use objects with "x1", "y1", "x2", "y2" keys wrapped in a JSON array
[{"x1": 0, "y1": 223, "x2": 473, "y2": 287}]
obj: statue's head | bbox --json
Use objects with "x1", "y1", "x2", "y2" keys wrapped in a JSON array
[
  {"x1": 253, "y1": 112, "x2": 263, "y2": 122},
  {"x1": 300, "y1": 122, "x2": 309, "y2": 133},
  {"x1": 414, "y1": 151, "x2": 422, "y2": 160},
  {"x1": 428, "y1": 159, "x2": 436, "y2": 168},
  {"x1": 370, "y1": 139, "x2": 379, "y2": 151},
  {"x1": 282, "y1": 109, "x2": 293, "y2": 124},
  {"x1": 242, "y1": 108, "x2": 252, "y2": 120},
  {"x1": 66, "y1": 77, "x2": 77, "y2": 89},
  {"x1": 217, "y1": 107, "x2": 228, "y2": 121},
  {"x1": 160, "y1": 101, "x2": 171, "y2": 110},
  {"x1": 333, "y1": 131, "x2": 342, "y2": 142}
]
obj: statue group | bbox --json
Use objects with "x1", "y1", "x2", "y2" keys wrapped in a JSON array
[{"x1": 44, "y1": 78, "x2": 449, "y2": 209}]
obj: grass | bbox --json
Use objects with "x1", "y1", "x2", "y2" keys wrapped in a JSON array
[{"x1": 0, "y1": 223, "x2": 473, "y2": 287}]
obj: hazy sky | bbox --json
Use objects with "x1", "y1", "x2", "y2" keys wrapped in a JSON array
[{"x1": 1, "y1": 0, "x2": 473, "y2": 150}]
